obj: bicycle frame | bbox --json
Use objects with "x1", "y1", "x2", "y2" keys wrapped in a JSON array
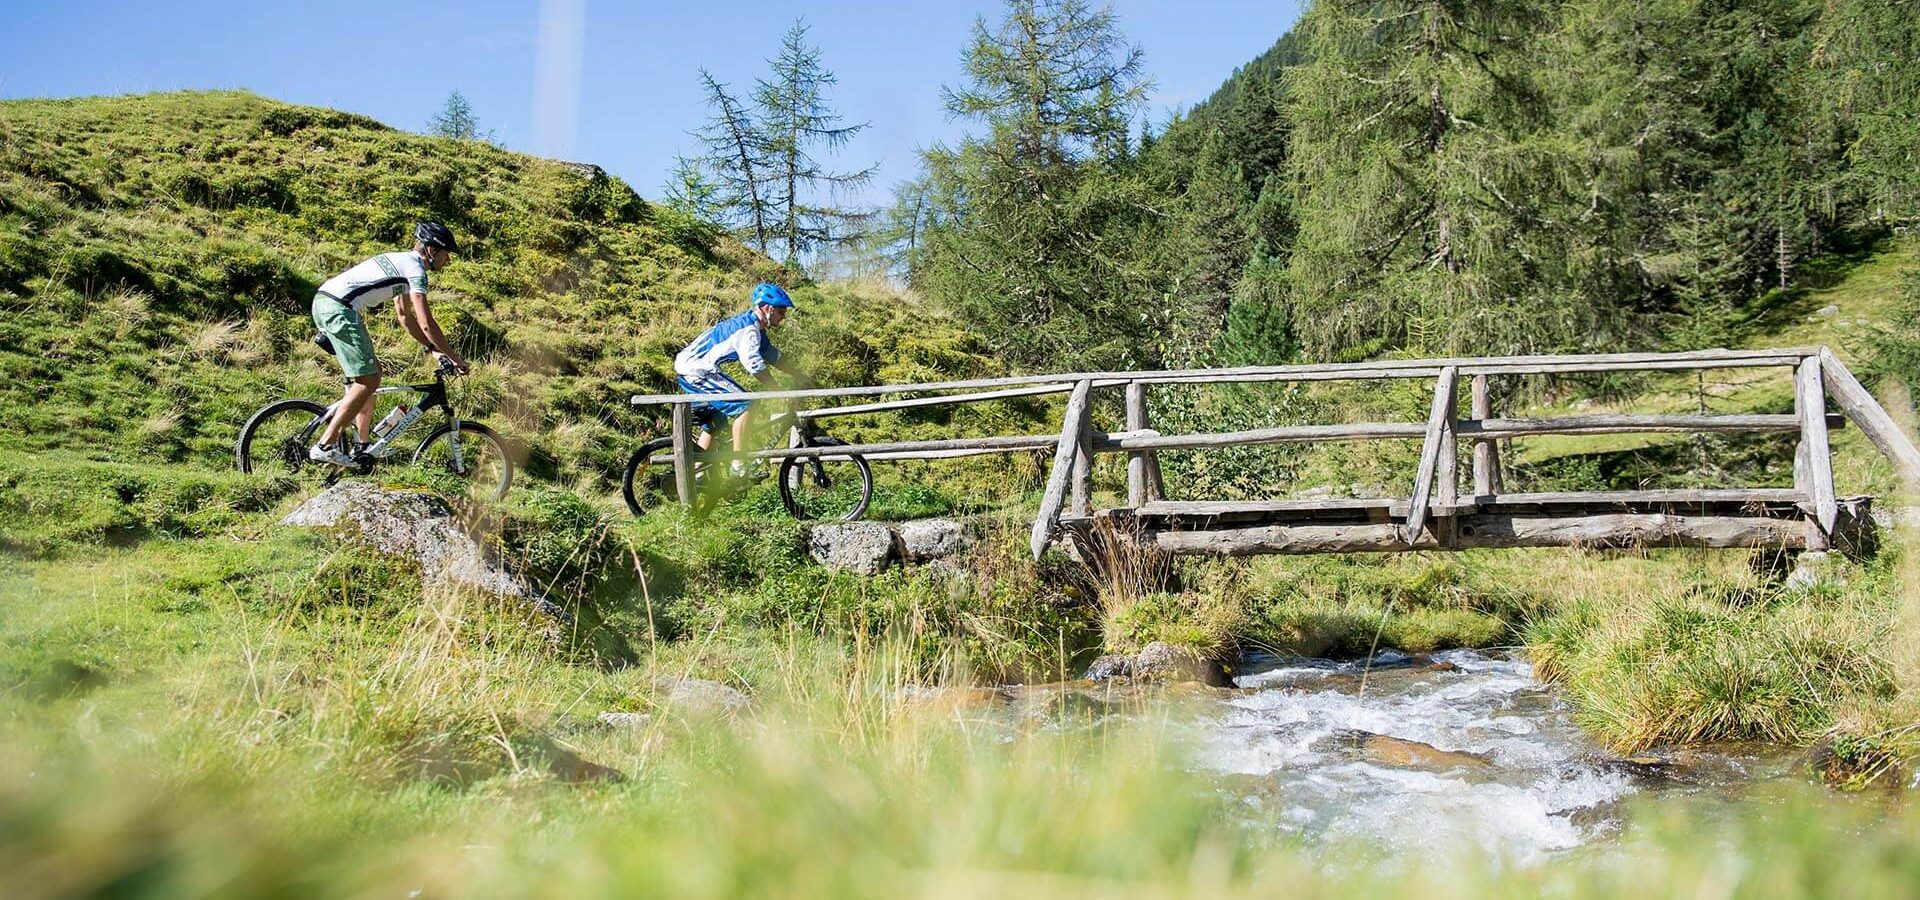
[{"x1": 322, "y1": 374, "x2": 464, "y2": 469}]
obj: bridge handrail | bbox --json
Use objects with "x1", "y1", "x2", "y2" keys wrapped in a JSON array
[{"x1": 627, "y1": 347, "x2": 1820, "y2": 407}]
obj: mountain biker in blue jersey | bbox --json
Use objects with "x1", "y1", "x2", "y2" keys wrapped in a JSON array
[
  {"x1": 308, "y1": 222, "x2": 470, "y2": 466},
  {"x1": 674, "y1": 282, "x2": 808, "y2": 476}
]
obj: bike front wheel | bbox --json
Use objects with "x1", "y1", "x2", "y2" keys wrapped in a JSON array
[
  {"x1": 621, "y1": 437, "x2": 678, "y2": 516},
  {"x1": 236, "y1": 399, "x2": 333, "y2": 480},
  {"x1": 622, "y1": 437, "x2": 724, "y2": 516},
  {"x1": 778, "y1": 437, "x2": 872, "y2": 521},
  {"x1": 413, "y1": 421, "x2": 514, "y2": 502}
]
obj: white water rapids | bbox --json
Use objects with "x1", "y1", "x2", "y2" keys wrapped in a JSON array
[
  {"x1": 1199, "y1": 649, "x2": 1634, "y2": 865},
  {"x1": 1003, "y1": 648, "x2": 1789, "y2": 867}
]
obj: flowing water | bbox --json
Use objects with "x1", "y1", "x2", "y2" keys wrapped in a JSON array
[{"x1": 1004, "y1": 649, "x2": 1798, "y2": 866}]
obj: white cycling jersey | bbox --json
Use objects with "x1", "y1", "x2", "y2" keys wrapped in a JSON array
[{"x1": 317, "y1": 250, "x2": 430, "y2": 313}]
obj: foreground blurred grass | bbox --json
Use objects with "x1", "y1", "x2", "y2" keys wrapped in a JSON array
[{"x1": 4, "y1": 582, "x2": 1919, "y2": 900}]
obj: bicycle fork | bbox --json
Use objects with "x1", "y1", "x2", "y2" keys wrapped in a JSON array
[
  {"x1": 445, "y1": 417, "x2": 469, "y2": 474},
  {"x1": 790, "y1": 422, "x2": 831, "y2": 488}
]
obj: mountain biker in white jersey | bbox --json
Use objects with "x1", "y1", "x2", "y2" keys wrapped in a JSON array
[
  {"x1": 674, "y1": 282, "x2": 808, "y2": 476},
  {"x1": 307, "y1": 222, "x2": 470, "y2": 466}
]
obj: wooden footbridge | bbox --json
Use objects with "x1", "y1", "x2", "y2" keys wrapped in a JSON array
[{"x1": 631, "y1": 347, "x2": 1920, "y2": 560}]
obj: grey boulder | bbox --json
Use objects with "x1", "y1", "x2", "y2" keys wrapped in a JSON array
[
  {"x1": 654, "y1": 677, "x2": 750, "y2": 716},
  {"x1": 807, "y1": 521, "x2": 898, "y2": 575},
  {"x1": 897, "y1": 518, "x2": 968, "y2": 561},
  {"x1": 1084, "y1": 641, "x2": 1229, "y2": 687},
  {"x1": 281, "y1": 481, "x2": 564, "y2": 619}
]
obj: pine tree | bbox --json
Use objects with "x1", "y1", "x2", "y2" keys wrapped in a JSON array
[
  {"x1": 913, "y1": 0, "x2": 1155, "y2": 370},
  {"x1": 753, "y1": 21, "x2": 877, "y2": 264},
  {"x1": 1551, "y1": 0, "x2": 1840, "y2": 321},
  {"x1": 427, "y1": 90, "x2": 479, "y2": 140},
  {"x1": 1285, "y1": 0, "x2": 1587, "y2": 359},
  {"x1": 1811, "y1": 0, "x2": 1920, "y2": 223},
  {"x1": 691, "y1": 69, "x2": 772, "y2": 252}
]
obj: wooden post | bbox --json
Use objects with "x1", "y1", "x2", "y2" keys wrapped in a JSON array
[
  {"x1": 1126, "y1": 382, "x2": 1154, "y2": 507},
  {"x1": 670, "y1": 402, "x2": 694, "y2": 509},
  {"x1": 1819, "y1": 348, "x2": 1920, "y2": 489},
  {"x1": 1403, "y1": 367, "x2": 1459, "y2": 545},
  {"x1": 1436, "y1": 381, "x2": 1459, "y2": 547},
  {"x1": 1031, "y1": 379, "x2": 1095, "y2": 559},
  {"x1": 1796, "y1": 356, "x2": 1839, "y2": 538},
  {"x1": 1470, "y1": 374, "x2": 1504, "y2": 497},
  {"x1": 1070, "y1": 415, "x2": 1094, "y2": 518}
]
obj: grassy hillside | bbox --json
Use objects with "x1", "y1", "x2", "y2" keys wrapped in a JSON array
[{"x1": 0, "y1": 91, "x2": 1013, "y2": 485}]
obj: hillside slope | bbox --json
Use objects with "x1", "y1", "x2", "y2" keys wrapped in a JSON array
[{"x1": 0, "y1": 91, "x2": 1005, "y2": 483}]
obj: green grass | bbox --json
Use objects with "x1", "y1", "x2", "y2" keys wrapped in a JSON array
[{"x1": 3, "y1": 526, "x2": 1919, "y2": 898}]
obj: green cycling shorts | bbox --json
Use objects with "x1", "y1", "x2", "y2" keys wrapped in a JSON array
[{"x1": 311, "y1": 293, "x2": 378, "y2": 379}]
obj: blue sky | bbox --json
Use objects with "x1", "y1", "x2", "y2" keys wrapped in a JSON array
[{"x1": 0, "y1": 0, "x2": 1304, "y2": 206}]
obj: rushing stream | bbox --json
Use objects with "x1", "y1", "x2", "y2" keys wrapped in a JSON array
[{"x1": 1006, "y1": 649, "x2": 1799, "y2": 866}]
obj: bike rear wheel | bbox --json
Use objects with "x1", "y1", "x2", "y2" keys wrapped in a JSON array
[
  {"x1": 235, "y1": 399, "x2": 334, "y2": 481},
  {"x1": 414, "y1": 421, "x2": 514, "y2": 502},
  {"x1": 778, "y1": 437, "x2": 873, "y2": 521}
]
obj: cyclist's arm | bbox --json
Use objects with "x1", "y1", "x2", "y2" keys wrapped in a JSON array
[
  {"x1": 772, "y1": 358, "x2": 811, "y2": 386},
  {"x1": 396, "y1": 293, "x2": 468, "y2": 372}
]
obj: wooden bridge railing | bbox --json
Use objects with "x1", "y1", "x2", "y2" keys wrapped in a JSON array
[{"x1": 632, "y1": 347, "x2": 1920, "y2": 560}]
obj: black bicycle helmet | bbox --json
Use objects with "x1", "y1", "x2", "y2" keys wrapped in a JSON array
[{"x1": 414, "y1": 221, "x2": 459, "y2": 253}]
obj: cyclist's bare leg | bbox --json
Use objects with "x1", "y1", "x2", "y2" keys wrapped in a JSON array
[
  {"x1": 318, "y1": 373, "x2": 380, "y2": 447},
  {"x1": 730, "y1": 409, "x2": 752, "y2": 458}
]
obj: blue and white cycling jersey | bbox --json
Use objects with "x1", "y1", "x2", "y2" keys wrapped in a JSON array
[{"x1": 674, "y1": 309, "x2": 781, "y2": 379}]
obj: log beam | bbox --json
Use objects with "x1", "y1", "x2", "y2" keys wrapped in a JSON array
[
  {"x1": 1820, "y1": 348, "x2": 1920, "y2": 490},
  {"x1": 670, "y1": 402, "x2": 694, "y2": 509},
  {"x1": 1460, "y1": 413, "x2": 1817, "y2": 439},
  {"x1": 1796, "y1": 356, "x2": 1839, "y2": 537},
  {"x1": 1096, "y1": 422, "x2": 1427, "y2": 452},
  {"x1": 1125, "y1": 382, "x2": 1162, "y2": 506},
  {"x1": 631, "y1": 348, "x2": 1815, "y2": 407},
  {"x1": 1139, "y1": 513, "x2": 1810, "y2": 556},
  {"x1": 1471, "y1": 374, "x2": 1504, "y2": 496}
]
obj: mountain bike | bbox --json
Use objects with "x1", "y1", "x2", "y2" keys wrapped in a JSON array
[
  {"x1": 235, "y1": 357, "x2": 514, "y2": 502},
  {"x1": 622, "y1": 408, "x2": 872, "y2": 521}
]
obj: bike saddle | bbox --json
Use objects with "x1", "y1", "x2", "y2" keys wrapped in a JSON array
[{"x1": 312, "y1": 332, "x2": 336, "y2": 355}]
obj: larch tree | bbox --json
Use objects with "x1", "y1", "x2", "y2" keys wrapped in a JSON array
[
  {"x1": 427, "y1": 90, "x2": 480, "y2": 140},
  {"x1": 752, "y1": 20, "x2": 877, "y2": 264},
  {"x1": 662, "y1": 154, "x2": 726, "y2": 223},
  {"x1": 1285, "y1": 0, "x2": 1588, "y2": 359},
  {"x1": 692, "y1": 69, "x2": 773, "y2": 253},
  {"x1": 913, "y1": 0, "x2": 1156, "y2": 370}
]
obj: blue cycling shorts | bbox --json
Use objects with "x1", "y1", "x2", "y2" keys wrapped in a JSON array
[{"x1": 677, "y1": 372, "x2": 750, "y2": 428}]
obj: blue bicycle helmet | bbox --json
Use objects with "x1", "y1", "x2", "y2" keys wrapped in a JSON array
[{"x1": 752, "y1": 282, "x2": 795, "y2": 309}]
